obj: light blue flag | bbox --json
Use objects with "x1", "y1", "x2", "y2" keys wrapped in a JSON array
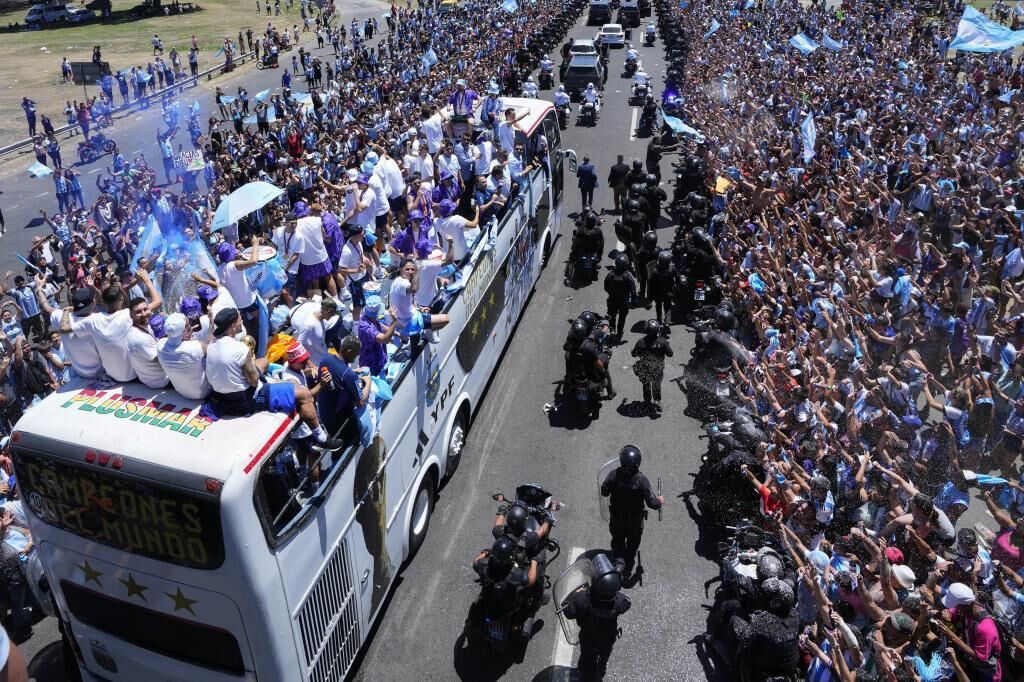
[
  {"x1": 728, "y1": 9, "x2": 738, "y2": 17},
  {"x1": 254, "y1": 88, "x2": 272, "y2": 102},
  {"x1": 950, "y1": 6, "x2": 1024, "y2": 52},
  {"x1": 663, "y1": 115, "x2": 706, "y2": 143},
  {"x1": 703, "y1": 19, "x2": 720, "y2": 39},
  {"x1": 27, "y1": 162, "x2": 52, "y2": 178},
  {"x1": 219, "y1": 95, "x2": 237, "y2": 104},
  {"x1": 789, "y1": 32, "x2": 819, "y2": 54},
  {"x1": 975, "y1": 473, "x2": 1010, "y2": 486},
  {"x1": 679, "y1": 0, "x2": 688, "y2": 7},
  {"x1": 822, "y1": 32, "x2": 843, "y2": 51},
  {"x1": 138, "y1": 73, "x2": 152, "y2": 84},
  {"x1": 743, "y1": 0, "x2": 754, "y2": 7},
  {"x1": 421, "y1": 48, "x2": 438, "y2": 68},
  {"x1": 801, "y1": 111, "x2": 816, "y2": 163},
  {"x1": 500, "y1": 0, "x2": 518, "y2": 12},
  {"x1": 191, "y1": 100, "x2": 201, "y2": 116}
]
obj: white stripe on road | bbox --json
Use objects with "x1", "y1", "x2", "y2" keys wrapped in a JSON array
[
  {"x1": 132, "y1": 149, "x2": 143, "y2": 154},
  {"x1": 88, "y1": 168, "x2": 101, "y2": 174},
  {"x1": 552, "y1": 546, "x2": 585, "y2": 669},
  {"x1": 629, "y1": 108, "x2": 638, "y2": 142},
  {"x1": 7, "y1": 205, "x2": 18, "y2": 210},
  {"x1": 34, "y1": 193, "x2": 48, "y2": 198}
]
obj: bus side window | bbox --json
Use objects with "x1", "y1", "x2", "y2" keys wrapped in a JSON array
[{"x1": 542, "y1": 111, "x2": 561, "y2": 151}]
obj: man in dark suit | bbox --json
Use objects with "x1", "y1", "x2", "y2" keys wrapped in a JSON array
[
  {"x1": 577, "y1": 156, "x2": 599, "y2": 209},
  {"x1": 607, "y1": 154, "x2": 630, "y2": 213}
]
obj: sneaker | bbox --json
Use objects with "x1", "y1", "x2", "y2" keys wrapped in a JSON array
[{"x1": 312, "y1": 437, "x2": 346, "y2": 452}]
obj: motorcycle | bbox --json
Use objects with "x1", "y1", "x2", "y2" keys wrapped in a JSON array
[
  {"x1": 466, "y1": 486, "x2": 562, "y2": 654},
  {"x1": 637, "y1": 106, "x2": 656, "y2": 136},
  {"x1": 631, "y1": 81, "x2": 648, "y2": 105},
  {"x1": 556, "y1": 104, "x2": 569, "y2": 129},
  {"x1": 76, "y1": 133, "x2": 116, "y2": 164},
  {"x1": 624, "y1": 57, "x2": 638, "y2": 76},
  {"x1": 539, "y1": 69, "x2": 554, "y2": 89},
  {"x1": 644, "y1": 29, "x2": 656, "y2": 46},
  {"x1": 579, "y1": 100, "x2": 597, "y2": 125},
  {"x1": 565, "y1": 252, "x2": 598, "y2": 285},
  {"x1": 255, "y1": 52, "x2": 279, "y2": 70}
]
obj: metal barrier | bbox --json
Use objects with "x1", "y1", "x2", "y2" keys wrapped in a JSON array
[{"x1": 0, "y1": 48, "x2": 256, "y2": 159}]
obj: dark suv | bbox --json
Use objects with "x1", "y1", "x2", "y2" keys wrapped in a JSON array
[
  {"x1": 588, "y1": 1, "x2": 611, "y2": 24},
  {"x1": 562, "y1": 55, "x2": 605, "y2": 100}
]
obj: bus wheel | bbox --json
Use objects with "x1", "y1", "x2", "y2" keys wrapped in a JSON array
[
  {"x1": 445, "y1": 411, "x2": 467, "y2": 478},
  {"x1": 408, "y1": 473, "x2": 435, "y2": 557},
  {"x1": 542, "y1": 235, "x2": 552, "y2": 268}
]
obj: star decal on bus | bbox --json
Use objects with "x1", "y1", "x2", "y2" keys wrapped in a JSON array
[
  {"x1": 165, "y1": 587, "x2": 198, "y2": 615},
  {"x1": 76, "y1": 560, "x2": 103, "y2": 587},
  {"x1": 119, "y1": 574, "x2": 148, "y2": 601}
]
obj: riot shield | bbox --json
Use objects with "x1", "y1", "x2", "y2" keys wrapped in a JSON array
[
  {"x1": 553, "y1": 555, "x2": 595, "y2": 646},
  {"x1": 598, "y1": 458, "x2": 618, "y2": 521}
]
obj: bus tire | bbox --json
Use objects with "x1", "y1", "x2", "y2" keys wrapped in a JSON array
[
  {"x1": 445, "y1": 408, "x2": 468, "y2": 479},
  {"x1": 408, "y1": 471, "x2": 436, "y2": 558},
  {"x1": 542, "y1": 234, "x2": 552, "y2": 268}
]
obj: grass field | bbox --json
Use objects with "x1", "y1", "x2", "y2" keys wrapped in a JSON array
[{"x1": 0, "y1": 0, "x2": 286, "y2": 147}]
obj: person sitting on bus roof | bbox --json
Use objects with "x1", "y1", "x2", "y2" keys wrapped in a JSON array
[
  {"x1": 203, "y1": 307, "x2": 344, "y2": 452},
  {"x1": 357, "y1": 297, "x2": 398, "y2": 378},
  {"x1": 291, "y1": 296, "x2": 346, "y2": 367},
  {"x1": 157, "y1": 312, "x2": 211, "y2": 400},
  {"x1": 316, "y1": 335, "x2": 370, "y2": 438},
  {"x1": 60, "y1": 269, "x2": 162, "y2": 384},
  {"x1": 437, "y1": 199, "x2": 482, "y2": 262},
  {"x1": 390, "y1": 256, "x2": 451, "y2": 344},
  {"x1": 126, "y1": 296, "x2": 170, "y2": 390}
]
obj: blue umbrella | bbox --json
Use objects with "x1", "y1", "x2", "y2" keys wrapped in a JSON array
[{"x1": 210, "y1": 181, "x2": 285, "y2": 232}]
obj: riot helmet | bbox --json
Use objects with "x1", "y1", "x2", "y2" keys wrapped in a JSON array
[
  {"x1": 629, "y1": 183, "x2": 643, "y2": 198},
  {"x1": 591, "y1": 553, "x2": 621, "y2": 598},
  {"x1": 569, "y1": 319, "x2": 589, "y2": 341},
  {"x1": 619, "y1": 444, "x2": 642, "y2": 471},
  {"x1": 656, "y1": 249, "x2": 672, "y2": 270},
  {"x1": 504, "y1": 503, "x2": 529, "y2": 535},
  {"x1": 715, "y1": 308, "x2": 735, "y2": 331},
  {"x1": 626, "y1": 198, "x2": 642, "y2": 213},
  {"x1": 642, "y1": 231, "x2": 658, "y2": 248},
  {"x1": 756, "y1": 553, "x2": 784, "y2": 582},
  {"x1": 644, "y1": 319, "x2": 660, "y2": 337},
  {"x1": 645, "y1": 174, "x2": 658, "y2": 188},
  {"x1": 491, "y1": 536, "x2": 516, "y2": 564},
  {"x1": 578, "y1": 310, "x2": 599, "y2": 330},
  {"x1": 632, "y1": 159, "x2": 643, "y2": 171},
  {"x1": 614, "y1": 253, "x2": 629, "y2": 273}
]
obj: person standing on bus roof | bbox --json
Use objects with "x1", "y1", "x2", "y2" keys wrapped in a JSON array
[
  {"x1": 316, "y1": 335, "x2": 371, "y2": 437},
  {"x1": 126, "y1": 296, "x2": 170, "y2": 389},
  {"x1": 60, "y1": 270, "x2": 162, "y2": 383},
  {"x1": 34, "y1": 277, "x2": 102, "y2": 380},
  {"x1": 157, "y1": 313, "x2": 211, "y2": 400},
  {"x1": 203, "y1": 308, "x2": 344, "y2": 452}
]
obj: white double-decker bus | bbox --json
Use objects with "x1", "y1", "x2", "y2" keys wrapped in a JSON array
[{"x1": 9, "y1": 97, "x2": 564, "y2": 682}]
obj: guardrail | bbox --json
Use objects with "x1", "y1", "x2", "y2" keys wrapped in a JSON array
[{"x1": 0, "y1": 48, "x2": 257, "y2": 159}]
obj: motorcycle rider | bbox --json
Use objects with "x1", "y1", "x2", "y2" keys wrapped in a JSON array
[
  {"x1": 638, "y1": 95, "x2": 657, "y2": 132},
  {"x1": 604, "y1": 254, "x2": 637, "y2": 342},
  {"x1": 632, "y1": 67, "x2": 650, "y2": 97},
  {"x1": 646, "y1": 249, "x2": 678, "y2": 323},
  {"x1": 600, "y1": 446, "x2": 663, "y2": 576},
  {"x1": 568, "y1": 210, "x2": 605, "y2": 283},
  {"x1": 635, "y1": 231, "x2": 658, "y2": 307},
  {"x1": 625, "y1": 43, "x2": 639, "y2": 64},
  {"x1": 554, "y1": 84, "x2": 572, "y2": 112},
  {"x1": 564, "y1": 554, "x2": 631, "y2": 681},
  {"x1": 733, "y1": 577, "x2": 801, "y2": 682},
  {"x1": 539, "y1": 54, "x2": 555, "y2": 80},
  {"x1": 492, "y1": 497, "x2": 557, "y2": 578},
  {"x1": 563, "y1": 318, "x2": 590, "y2": 390},
  {"x1": 641, "y1": 174, "x2": 667, "y2": 232},
  {"x1": 471, "y1": 536, "x2": 540, "y2": 621},
  {"x1": 644, "y1": 21, "x2": 656, "y2": 42},
  {"x1": 522, "y1": 75, "x2": 540, "y2": 98},
  {"x1": 583, "y1": 83, "x2": 601, "y2": 114},
  {"x1": 631, "y1": 319, "x2": 673, "y2": 410}
]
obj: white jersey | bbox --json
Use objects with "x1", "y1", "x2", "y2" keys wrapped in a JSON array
[
  {"x1": 584, "y1": 89, "x2": 600, "y2": 104},
  {"x1": 634, "y1": 72, "x2": 650, "y2": 87},
  {"x1": 554, "y1": 92, "x2": 571, "y2": 107}
]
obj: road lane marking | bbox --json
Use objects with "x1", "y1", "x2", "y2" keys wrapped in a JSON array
[
  {"x1": 629, "y1": 108, "x2": 638, "y2": 141},
  {"x1": 552, "y1": 546, "x2": 585, "y2": 669},
  {"x1": 34, "y1": 193, "x2": 48, "y2": 198},
  {"x1": 7, "y1": 205, "x2": 18, "y2": 210},
  {"x1": 88, "y1": 168, "x2": 101, "y2": 174},
  {"x1": 132, "y1": 149, "x2": 143, "y2": 154}
]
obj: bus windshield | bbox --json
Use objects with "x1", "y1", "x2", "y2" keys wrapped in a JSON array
[{"x1": 15, "y1": 450, "x2": 225, "y2": 570}]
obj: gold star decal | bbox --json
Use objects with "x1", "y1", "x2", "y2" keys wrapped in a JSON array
[
  {"x1": 480, "y1": 305, "x2": 488, "y2": 322},
  {"x1": 489, "y1": 291, "x2": 496, "y2": 307},
  {"x1": 471, "y1": 320, "x2": 480, "y2": 338},
  {"x1": 119, "y1": 574, "x2": 148, "y2": 602},
  {"x1": 76, "y1": 560, "x2": 103, "y2": 587},
  {"x1": 165, "y1": 587, "x2": 198, "y2": 616}
]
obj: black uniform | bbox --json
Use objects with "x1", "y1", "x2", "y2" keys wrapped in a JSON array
[
  {"x1": 600, "y1": 467, "x2": 662, "y2": 573},
  {"x1": 635, "y1": 244, "x2": 658, "y2": 302},
  {"x1": 631, "y1": 333, "x2": 673, "y2": 404},
  {"x1": 735, "y1": 609, "x2": 801, "y2": 681},
  {"x1": 645, "y1": 138, "x2": 672, "y2": 182},
  {"x1": 564, "y1": 588, "x2": 631, "y2": 681},
  {"x1": 472, "y1": 556, "x2": 530, "y2": 613},
  {"x1": 646, "y1": 262, "x2": 679, "y2": 323},
  {"x1": 580, "y1": 332, "x2": 614, "y2": 397},
  {"x1": 604, "y1": 270, "x2": 636, "y2": 339},
  {"x1": 641, "y1": 185, "x2": 667, "y2": 232}
]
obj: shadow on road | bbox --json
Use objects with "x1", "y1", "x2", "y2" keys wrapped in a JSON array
[
  {"x1": 529, "y1": 664, "x2": 576, "y2": 681},
  {"x1": 27, "y1": 640, "x2": 72, "y2": 682}
]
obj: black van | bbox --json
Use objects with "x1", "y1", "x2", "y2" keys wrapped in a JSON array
[
  {"x1": 588, "y1": 0, "x2": 611, "y2": 24},
  {"x1": 618, "y1": 5, "x2": 640, "y2": 27},
  {"x1": 563, "y1": 55, "x2": 605, "y2": 100}
]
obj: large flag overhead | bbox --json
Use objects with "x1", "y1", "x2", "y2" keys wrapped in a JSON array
[
  {"x1": 950, "y1": 6, "x2": 1024, "y2": 52},
  {"x1": 789, "y1": 32, "x2": 819, "y2": 54}
]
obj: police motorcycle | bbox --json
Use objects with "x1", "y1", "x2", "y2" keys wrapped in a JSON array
[
  {"x1": 539, "y1": 56, "x2": 556, "y2": 89},
  {"x1": 630, "y1": 79, "x2": 649, "y2": 105},
  {"x1": 636, "y1": 95, "x2": 657, "y2": 136},
  {"x1": 465, "y1": 485, "x2": 562, "y2": 653},
  {"x1": 564, "y1": 210, "x2": 604, "y2": 286},
  {"x1": 562, "y1": 312, "x2": 613, "y2": 417},
  {"x1": 691, "y1": 408, "x2": 767, "y2": 527},
  {"x1": 580, "y1": 99, "x2": 598, "y2": 126},
  {"x1": 644, "y1": 22, "x2": 656, "y2": 45}
]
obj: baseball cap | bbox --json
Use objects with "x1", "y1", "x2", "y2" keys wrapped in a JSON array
[
  {"x1": 365, "y1": 151, "x2": 380, "y2": 165},
  {"x1": 343, "y1": 222, "x2": 364, "y2": 237},
  {"x1": 892, "y1": 564, "x2": 916, "y2": 590},
  {"x1": 213, "y1": 308, "x2": 240, "y2": 337},
  {"x1": 942, "y1": 582, "x2": 976, "y2": 609},
  {"x1": 294, "y1": 200, "x2": 310, "y2": 217},
  {"x1": 196, "y1": 284, "x2": 218, "y2": 302},
  {"x1": 805, "y1": 550, "x2": 830, "y2": 572},
  {"x1": 149, "y1": 314, "x2": 166, "y2": 339},
  {"x1": 364, "y1": 296, "x2": 383, "y2": 317},
  {"x1": 164, "y1": 312, "x2": 187, "y2": 345},
  {"x1": 179, "y1": 295, "x2": 201, "y2": 318},
  {"x1": 346, "y1": 168, "x2": 358, "y2": 181},
  {"x1": 72, "y1": 288, "x2": 95, "y2": 313},
  {"x1": 356, "y1": 173, "x2": 371, "y2": 185},
  {"x1": 884, "y1": 546, "x2": 905, "y2": 564}
]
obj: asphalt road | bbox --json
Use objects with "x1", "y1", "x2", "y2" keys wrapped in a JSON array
[{"x1": 350, "y1": 16, "x2": 724, "y2": 682}]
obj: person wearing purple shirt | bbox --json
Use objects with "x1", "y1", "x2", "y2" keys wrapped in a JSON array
[
  {"x1": 321, "y1": 208, "x2": 343, "y2": 270},
  {"x1": 357, "y1": 297, "x2": 398, "y2": 377},
  {"x1": 448, "y1": 79, "x2": 479, "y2": 140},
  {"x1": 431, "y1": 167, "x2": 462, "y2": 206}
]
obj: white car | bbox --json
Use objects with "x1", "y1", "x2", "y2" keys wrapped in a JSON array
[
  {"x1": 596, "y1": 23, "x2": 626, "y2": 47},
  {"x1": 568, "y1": 38, "x2": 599, "y2": 58}
]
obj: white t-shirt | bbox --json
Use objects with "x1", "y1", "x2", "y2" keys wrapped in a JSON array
[
  {"x1": 497, "y1": 121, "x2": 517, "y2": 153},
  {"x1": 339, "y1": 239, "x2": 365, "y2": 285},
  {"x1": 272, "y1": 226, "x2": 305, "y2": 275},
  {"x1": 71, "y1": 309, "x2": 136, "y2": 382},
  {"x1": 126, "y1": 326, "x2": 169, "y2": 389},
  {"x1": 368, "y1": 174, "x2": 390, "y2": 217},
  {"x1": 409, "y1": 155, "x2": 435, "y2": 190},
  {"x1": 290, "y1": 303, "x2": 342, "y2": 366},
  {"x1": 295, "y1": 215, "x2": 329, "y2": 266},
  {"x1": 210, "y1": 286, "x2": 237, "y2": 317},
  {"x1": 415, "y1": 258, "x2": 444, "y2": 308},
  {"x1": 390, "y1": 276, "x2": 415, "y2": 325},
  {"x1": 51, "y1": 310, "x2": 102, "y2": 379},
  {"x1": 474, "y1": 141, "x2": 494, "y2": 176},
  {"x1": 377, "y1": 157, "x2": 405, "y2": 199},
  {"x1": 218, "y1": 261, "x2": 256, "y2": 308},
  {"x1": 354, "y1": 187, "x2": 377, "y2": 228},
  {"x1": 421, "y1": 113, "x2": 444, "y2": 154},
  {"x1": 157, "y1": 338, "x2": 210, "y2": 399},
  {"x1": 206, "y1": 336, "x2": 251, "y2": 394},
  {"x1": 438, "y1": 215, "x2": 472, "y2": 260}
]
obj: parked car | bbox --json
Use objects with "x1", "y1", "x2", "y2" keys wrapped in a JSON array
[
  {"x1": 67, "y1": 7, "x2": 95, "y2": 22},
  {"x1": 24, "y1": 3, "x2": 71, "y2": 25},
  {"x1": 588, "y1": 0, "x2": 611, "y2": 24},
  {"x1": 595, "y1": 23, "x2": 626, "y2": 47},
  {"x1": 562, "y1": 54, "x2": 605, "y2": 100}
]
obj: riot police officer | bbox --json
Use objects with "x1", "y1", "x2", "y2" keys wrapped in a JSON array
[
  {"x1": 646, "y1": 249, "x2": 679, "y2": 323},
  {"x1": 645, "y1": 132, "x2": 677, "y2": 182},
  {"x1": 640, "y1": 174, "x2": 667, "y2": 232},
  {"x1": 635, "y1": 231, "x2": 658, "y2": 307},
  {"x1": 472, "y1": 536, "x2": 539, "y2": 612},
  {"x1": 625, "y1": 159, "x2": 646, "y2": 190},
  {"x1": 733, "y1": 577, "x2": 801, "y2": 682},
  {"x1": 563, "y1": 318, "x2": 590, "y2": 390},
  {"x1": 564, "y1": 554, "x2": 631, "y2": 681},
  {"x1": 492, "y1": 498, "x2": 554, "y2": 566},
  {"x1": 600, "y1": 446, "x2": 663, "y2": 576},
  {"x1": 631, "y1": 319, "x2": 673, "y2": 410},
  {"x1": 568, "y1": 210, "x2": 605, "y2": 283},
  {"x1": 604, "y1": 254, "x2": 636, "y2": 341},
  {"x1": 580, "y1": 321, "x2": 615, "y2": 399}
]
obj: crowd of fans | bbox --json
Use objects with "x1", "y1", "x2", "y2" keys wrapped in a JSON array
[{"x1": 665, "y1": 0, "x2": 1024, "y2": 676}]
